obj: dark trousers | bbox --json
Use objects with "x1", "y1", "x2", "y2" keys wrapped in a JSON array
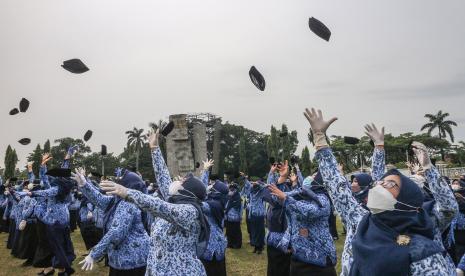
[
  {"x1": 33, "y1": 221, "x2": 53, "y2": 268},
  {"x1": 46, "y1": 224, "x2": 75, "y2": 274},
  {"x1": 16, "y1": 222, "x2": 38, "y2": 260},
  {"x1": 455, "y1": 229, "x2": 465, "y2": 264},
  {"x1": 290, "y1": 259, "x2": 337, "y2": 276},
  {"x1": 7, "y1": 219, "x2": 16, "y2": 249},
  {"x1": 201, "y1": 258, "x2": 227, "y2": 276},
  {"x1": 109, "y1": 266, "x2": 146, "y2": 276},
  {"x1": 69, "y1": 210, "x2": 78, "y2": 232},
  {"x1": 328, "y1": 212, "x2": 338, "y2": 239},
  {"x1": 79, "y1": 221, "x2": 101, "y2": 250},
  {"x1": 249, "y1": 215, "x2": 265, "y2": 250},
  {"x1": 225, "y1": 220, "x2": 242, "y2": 249},
  {"x1": 267, "y1": 245, "x2": 291, "y2": 276}
]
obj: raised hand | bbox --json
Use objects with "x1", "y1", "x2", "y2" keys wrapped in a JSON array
[
  {"x1": 270, "y1": 163, "x2": 278, "y2": 173},
  {"x1": 71, "y1": 168, "x2": 87, "y2": 188},
  {"x1": 148, "y1": 129, "x2": 160, "y2": 150},
  {"x1": 278, "y1": 160, "x2": 289, "y2": 177},
  {"x1": 303, "y1": 108, "x2": 338, "y2": 134},
  {"x1": 203, "y1": 159, "x2": 214, "y2": 170},
  {"x1": 411, "y1": 141, "x2": 432, "y2": 170},
  {"x1": 364, "y1": 123, "x2": 385, "y2": 146},
  {"x1": 27, "y1": 161, "x2": 34, "y2": 172},
  {"x1": 100, "y1": 181, "x2": 128, "y2": 199},
  {"x1": 289, "y1": 173, "x2": 297, "y2": 183},
  {"x1": 268, "y1": 184, "x2": 287, "y2": 201},
  {"x1": 41, "y1": 153, "x2": 52, "y2": 165}
]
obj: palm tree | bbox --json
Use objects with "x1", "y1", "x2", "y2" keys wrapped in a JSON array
[
  {"x1": 148, "y1": 120, "x2": 168, "y2": 159},
  {"x1": 421, "y1": 110, "x2": 457, "y2": 160},
  {"x1": 125, "y1": 127, "x2": 146, "y2": 171}
]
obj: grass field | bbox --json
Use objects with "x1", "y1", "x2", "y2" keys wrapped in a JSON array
[{"x1": 0, "y1": 219, "x2": 345, "y2": 276}]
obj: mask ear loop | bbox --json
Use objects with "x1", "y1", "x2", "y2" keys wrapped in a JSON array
[{"x1": 395, "y1": 201, "x2": 422, "y2": 213}]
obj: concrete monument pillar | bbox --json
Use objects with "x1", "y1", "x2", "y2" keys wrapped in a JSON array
[{"x1": 166, "y1": 114, "x2": 194, "y2": 177}]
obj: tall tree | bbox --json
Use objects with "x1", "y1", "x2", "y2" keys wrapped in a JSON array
[
  {"x1": 239, "y1": 135, "x2": 247, "y2": 173},
  {"x1": 300, "y1": 146, "x2": 312, "y2": 177},
  {"x1": 148, "y1": 120, "x2": 167, "y2": 160},
  {"x1": 43, "y1": 139, "x2": 51, "y2": 153},
  {"x1": 266, "y1": 124, "x2": 298, "y2": 162},
  {"x1": 125, "y1": 127, "x2": 146, "y2": 171},
  {"x1": 48, "y1": 138, "x2": 91, "y2": 168},
  {"x1": 421, "y1": 110, "x2": 457, "y2": 160},
  {"x1": 27, "y1": 144, "x2": 42, "y2": 176},
  {"x1": 4, "y1": 145, "x2": 18, "y2": 179}
]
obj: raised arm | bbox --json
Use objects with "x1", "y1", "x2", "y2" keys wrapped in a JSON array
[
  {"x1": 413, "y1": 142, "x2": 458, "y2": 232},
  {"x1": 80, "y1": 180, "x2": 113, "y2": 211},
  {"x1": 125, "y1": 189, "x2": 198, "y2": 231},
  {"x1": 31, "y1": 186, "x2": 58, "y2": 198},
  {"x1": 304, "y1": 108, "x2": 368, "y2": 229},
  {"x1": 148, "y1": 130, "x2": 172, "y2": 200},
  {"x1": 200, "y1": 159, "x2": 214, "y2": 187},
  {"x1": 40, "y1": 153, "x2": 53, "y2": 189},
  {"x1": 90, "y1": 201, "x2": 136, "y2": 261},
  {"x1": 365, "y1": 124, "x2": 386, "y2": 181},
  {"x1": 284, "y1": 194, "x2": 330, "y2": 219}
]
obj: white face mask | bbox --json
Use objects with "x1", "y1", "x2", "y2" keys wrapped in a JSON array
[
  {"x1": 366, "y1": 185, "x2": 398, "y2": 214},
  {"x1": 27, "y1": 183, "x2": 34, "y2": 191},
  {"x1": 228, "y1": 191, "x2": 234, "y2": 196},
  {"x1": 168, "y1": 181, "x2": 183, "y2": 196}
]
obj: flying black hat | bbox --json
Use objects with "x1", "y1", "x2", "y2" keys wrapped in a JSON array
[
  {"x1": 9, "y1": 108, "x2": 19, "y2": 115},
  {"x1": 83, "y1": 130, "x2": 93, "y2": 142},
  {"x1": 18, "y1": 138, "x2": 31, "y2": 145},
  {"x1": 249, "y1": 66, "x2": 266, "y2": 91},
  {"x1": 308, "y1": 17, "x2": 331, "y2": 41},
  {"x1": 46, "y1": 168, "x2": 72, "y2": 178},
  {"x1": 343, "y1": 136, "x2": 360, "y2": 145},
  {"x1": 62, "y1": 59, "x2": 89, "y2": 74},
  {"x1": 161, "y1": 121, "x2": 175, "y2": 137},
  {"x1": 19, "y1": 98, "x2": 30, "y2": 113}
]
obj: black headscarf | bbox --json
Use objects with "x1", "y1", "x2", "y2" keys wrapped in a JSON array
[
  {"x1": 206, "y1": 180, "x2": 229, "y2": 229},
  {"x1": 350, "y1": 169, "x2": 443, "y2": 276},
  {"x1": 53, "y1": 177, "x2": 75, "y2": 203},
  {"x1": 225, "y1": 184, "x2": 242, "y2": 215},
  {"x1": 351, "y1": 173, "x2": 372, "y2": 204}
]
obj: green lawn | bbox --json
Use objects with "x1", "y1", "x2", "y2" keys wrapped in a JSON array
[{"x1": 0, "y1": 219, "x2": 345, "y2": 276}]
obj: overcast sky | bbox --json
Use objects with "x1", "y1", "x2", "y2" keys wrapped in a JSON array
[{"x1": 1, "y1": 0, "x2": 465, "y2": 168}]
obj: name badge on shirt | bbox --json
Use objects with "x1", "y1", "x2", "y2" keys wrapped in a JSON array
[{"x1": 299, "y1": 228, "x2": 309, "y2": 237}]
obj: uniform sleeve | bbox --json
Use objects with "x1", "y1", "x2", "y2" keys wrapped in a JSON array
[
  {"x1": 200, "y1": 170, "x2": 209, "y2": 187},
  {"x1": 151, "y1": 148, "x2": 172, "y2": 200},
  {"x1": 424, "y1": 166, "x2": 458, "y2": 232},
  {"x1": 90, "y1": 201, "x2": 136, "y2": 260},
  {"x1": 371, "y1": 147, "x2": 385, "y2": 182},
  {"x1": 315, "y1": 147, "x2": 368, "y2": 230},
  {"x1": 267, "y1": 171, "x2": 278, "y2": 184},
  {"x1": 126, "y1": 189, "x2": 198, "y2": 231},
  {"x1": 284, "y1": 195, "x2": 330, "y2": 219},
  {"x1": 80, "y1": 181, "x2": 113, "y2": 211},
  {"x1": 31, "y1": 187, "x2": 58, "y2": 198}
]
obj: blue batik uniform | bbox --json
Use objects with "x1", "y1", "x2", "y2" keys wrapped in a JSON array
[
  {"x1": 124, "y1": 148, "x2": 207, "y2": 276},
  {"x1": 316, "y1": 147, "x2": 457, "y2": 275},
  {"x1": 80, "y1": 180, "x2": 149, "y2": 270}
]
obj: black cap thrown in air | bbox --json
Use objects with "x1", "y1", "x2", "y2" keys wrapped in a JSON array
[
  {"x1": 249, "y1": 66, "x2": 266, "y2": 91},
  {"x1": 19, "y1": 98, "x2": 30, "y2": 113},
  {"x1": 18, "y1": 138, "x2": 31, "y2": 145},
  {"x1": 161, "y1": 121, "x2": 175, "y2": 137},
  {"x1": 9, "y1": 108, "x2": 19, "y2": 115},
  {"x1": 62, "y1": 59, "x2": 89, "y2": 74},
  {"x1": 101, "y1": 145, "x2": 107, "y2": 156},
  {"x1": 83, "y1": 130, "x2": 93, "y2": 142},
  {"x1": 308, "y1": 17, "x2": 331, "y2": 41},
  {"x1": 343, "y1": 136, "x2": 360, "y2": 145}
]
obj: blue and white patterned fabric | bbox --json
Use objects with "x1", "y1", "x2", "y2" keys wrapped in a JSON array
[
  {"x1": 68, "y1": 192, "x2": 80, "y2": 210},
  {"x1": 267, "y1": 171, "x2": 279, "y2": 184},
  {"x1": 316, "y1": 147, "x2": 457, "y2": 276},
  {"x1": 81, "y1": 181, "x2": 149, "y2": 270},
  {"x1": 225, "y1": 200, "x2": 242, "y2": 222},
  {"x1": 31, "y1": 186, "x2": 70, "y2": 226},
  {"x1": 79, "y1": 201, "x2": 94, "y2": 223},
  {"x1": 371, "y1": 147, "x2": 386, "y2": 182},
  {"x1": 199, "y1": 170, "x2": 227, "y2": 261},
  {"x1": 201, "y1": 202, "x2": 227, "y2": 261},
  {"x1": 242, "y1": 178, "x2": 266, "y2": 218},
  {"x1": 20, "y1": 195, "x2": 36, "y2": 222},
  {"x1": 124, "y1": 147, "x2": 206, "y2": 275},
  {"x1": 277, "y1": 191, "x2": 337, "y2": 267}
]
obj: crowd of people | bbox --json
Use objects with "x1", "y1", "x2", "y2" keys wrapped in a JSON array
[{"x1": 1, "y1": 108, "x2": 465, "y2": 276}]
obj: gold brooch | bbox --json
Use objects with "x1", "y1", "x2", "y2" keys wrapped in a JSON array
[{"x1": 396, "y1": 235, "x2": 411, "y2": 246}]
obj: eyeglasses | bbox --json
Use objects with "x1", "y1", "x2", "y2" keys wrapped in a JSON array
[{"x1": 375, "y1": 180, "x2": 399, "y2": 189}]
